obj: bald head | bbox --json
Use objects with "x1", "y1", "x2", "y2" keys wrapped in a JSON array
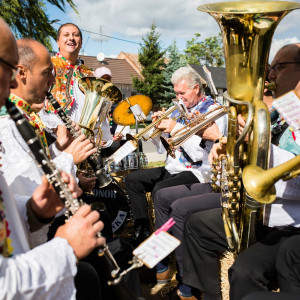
[
  {"x1": 12, "y1": 38, "x2": 54, "y2": 111},
  {"x1": 0, "y1": 19, "x2": 18, "y2": 62},
  {"x1": 17, "y1": 39, "x2": 50, "y2": 71},
  {"x1": 269, "y1": 43, "x2": 300, "y2": 98}
]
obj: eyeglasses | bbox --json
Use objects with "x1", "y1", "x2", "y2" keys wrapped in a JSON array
[
  {"x1": 0, "y1": 57, "x2": 19, "y2": 80},
  {"x1": 269, "y1": 62, "x2": 300, "y2": 74}
]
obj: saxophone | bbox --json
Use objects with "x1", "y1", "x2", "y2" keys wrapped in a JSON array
[
  {"x1": 46, "y1": 92, "x2": 112, "y2": 188},
  {"x1": 199, "y1": 1, "x2": 300, "y2": 253},
  {"x1": 6, "y1": 99, "x2": 146, "y2": 299}
]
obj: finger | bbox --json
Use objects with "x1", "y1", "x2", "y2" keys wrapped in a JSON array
[
  {"x1": 41, "y1": 175, "x2": 50, "y2": 189},
  {"x1": 74, "y1": 204, "x2": 92, "y2": 218},
  {"x1": 85, "y1": 148, "x2": 98, "y2": 157},
  {"x1": 67, "y1": 174, "x2": 77, "y2": 193},
  {"x1": 60, "y1": 170, "x2": 71, "y2": 184},
  {"x1": 72, "y1": 186, "x2": 82, "y2": 199},
  {"x1": 93, "y1": 220, "x2": 104, "y2": 233},
  {"x1": 96, "y1": 237, "x2": 106, "y2": 248},
  {"x1": 75, "y1": 134, "x2": 86, "y2": 143},
  {"x1": 86, "y1": 210, "x2": 100, "y2": 224},
  {"x1": 83, "y1": 142, "x2": 94, "y2": 151}
]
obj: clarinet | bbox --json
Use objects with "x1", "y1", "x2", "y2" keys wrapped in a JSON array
[
  {"x1": 45, "y1": 92, "x2": 111, "y2": 188},
  {"x1": 5, "y1": 100, "x2": 123, "y2": 279}
]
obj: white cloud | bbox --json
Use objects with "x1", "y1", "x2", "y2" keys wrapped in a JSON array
[
  {"x1": 270, "y1": 37, "x2": 300, "y2": 62},
  {"x1": 69, "y1": 0, "x2": 300, "y2": 57}
]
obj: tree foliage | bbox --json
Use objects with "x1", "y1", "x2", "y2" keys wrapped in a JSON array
[
  {"x1": 160, "y1": 41, "x2": 186, "y2": 107},
  {"x1": 0, "y1": 0, "x2": 77, "y2": 50},
  {"x1": 184, "y1": 33, "x2": 224, "y2": 67},
  {"x1": 132, "y1": 22, "x2": 166, "y2": 109}
]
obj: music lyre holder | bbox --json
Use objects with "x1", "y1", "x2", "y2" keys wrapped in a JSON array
[{"x1": 129, "y1": 103, "x2": 147, "y2": 170}]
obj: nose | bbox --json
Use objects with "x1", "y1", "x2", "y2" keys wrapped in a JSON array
[
  {"x1": 10, "y1": 77, "x2": 18, "y2": 89},
  {"x1": 268, "y1": 68, "x2": 276, "y2": 81}
]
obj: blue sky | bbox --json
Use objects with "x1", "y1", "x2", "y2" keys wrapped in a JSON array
[{"x1": 47, "y1": 0, "x2": 300, "y2": 62}]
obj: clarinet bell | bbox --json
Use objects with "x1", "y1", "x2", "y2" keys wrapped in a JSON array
[{"x1": 96, "y1": 169, "x2": 112, "y2": 188}]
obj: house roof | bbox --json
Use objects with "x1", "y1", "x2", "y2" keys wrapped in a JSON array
[
  {"x1": 78, "y1": 55, "x2": 143, "y2": 85},
  {"x1": 190, "y1": 64, "x2": 227, "y2": 89},
  {"x1": 117, "y1": 52, "x2": 142, "y2": 75}
]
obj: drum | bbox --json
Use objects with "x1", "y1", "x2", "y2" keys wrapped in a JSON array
[
  {"x1": 110, "y1": 152, "x2": 148, "y2": 177},
  {"x1": 85, "y1": 180, "x2": 131, "y2": 235}
]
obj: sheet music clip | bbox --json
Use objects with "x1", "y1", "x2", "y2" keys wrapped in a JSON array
[{"x1": 130, "y1": 104, "x2": 146, "y2": 122}]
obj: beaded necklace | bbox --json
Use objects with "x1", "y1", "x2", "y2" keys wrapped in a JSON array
[{"x1": 45, "y1": 53, "x2": 93, "y2": 113}]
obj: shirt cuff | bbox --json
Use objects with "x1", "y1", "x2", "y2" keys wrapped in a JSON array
[{"x1": 26, "y1": 199, "x2": 54, "y2": 232}]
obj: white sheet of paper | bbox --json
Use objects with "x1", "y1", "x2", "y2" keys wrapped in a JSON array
[
  {"x1": 133, "y1": 231, "x2": 180, "y2": 269},
  {"x1": 272, "y1": 91, "x2": 300, "y2": 130},
  {"x1": 130, "y1": 104, "x2": 146, "y2": 121},
  {"x1": 109, "y1": 140, "x2": 136, "y2": 163}
]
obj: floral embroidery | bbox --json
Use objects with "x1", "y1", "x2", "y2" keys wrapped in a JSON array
[
  {"x1": 45, "y1": 53, "x2": 93, "y2": 113},
  {"x1": 9, "y1": 94, "x2": 51, "y2": 159},
  {"x1": 0, "y1": 143, "x2": 13, "y2": 257}
]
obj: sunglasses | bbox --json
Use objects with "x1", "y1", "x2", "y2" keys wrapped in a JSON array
[{"x1": 0, "y1": 57, "x2": 19, "y2": 80}]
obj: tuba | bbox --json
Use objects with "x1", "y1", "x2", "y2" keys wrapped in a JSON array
[
  {"x1": 77, "y1": 77, "x2": 122, "y2": 186},
  {"x1": 199, "y1": 1, "x2": 300, "y2": 253}
]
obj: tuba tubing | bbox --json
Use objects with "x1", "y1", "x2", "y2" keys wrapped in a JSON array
[{"x1": 46, "y1": 92, "x2": 112, "y2": 188}]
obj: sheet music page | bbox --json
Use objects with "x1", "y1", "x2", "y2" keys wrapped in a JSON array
[
  {"x1": 109, "y1": 140, "x2": 137, "y2": 163},
  {"x1": 130, "y1": 104, "x2": 146, "y2": 121},
  {"x1": 133, "y1": 231, "x2": 180, "y2": 269},
  {"x1": 272, "y1": 90, "x2": 300, "y2": 130}
]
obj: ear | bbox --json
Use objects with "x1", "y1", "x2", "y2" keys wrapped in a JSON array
[
  {"x1": 194, "y1": 84, "x2": 200, "y2": 95},
  {"x1": 17, "y1": 65, "x2": 27, "y2": 80}
]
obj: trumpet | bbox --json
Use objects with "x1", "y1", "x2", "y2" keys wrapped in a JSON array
[
  {"x1": 161, "y1": 106, "x2": 228, "y2": 158},
  {"x1": 126, "y1": 100, "x2": 188, "y2": 146}
]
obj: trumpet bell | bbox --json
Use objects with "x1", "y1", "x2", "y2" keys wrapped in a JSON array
[{"x1": 113, "y1": 95, "x2": 152, "y2": 126}]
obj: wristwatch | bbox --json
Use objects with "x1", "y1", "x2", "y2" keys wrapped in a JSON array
[{"x1": 214, "y1": 135, "x2": 225, "y2": 144}]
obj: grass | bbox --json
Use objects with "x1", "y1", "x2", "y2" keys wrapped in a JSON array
[{"x1": 146, "y1": 161, "x2": 166, "y2": 168}]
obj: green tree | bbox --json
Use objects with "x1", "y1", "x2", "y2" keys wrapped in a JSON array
[
  {"x1": 160, "y1": 41, "x2": 186, "y2": 107},
  {"x1": 132, "y1": 22, "x2": 166, "y2": 109},
  {"x1": 0, "y1": 0, "x2": 77, "y2": 50},
  {"x1": 184, "y1": 32, "x2": 224, "y2": 67}
]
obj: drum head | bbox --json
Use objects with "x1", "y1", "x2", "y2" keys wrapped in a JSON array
[{"x1": 85, "y1": 181, "x2": 131, "y2": 235}]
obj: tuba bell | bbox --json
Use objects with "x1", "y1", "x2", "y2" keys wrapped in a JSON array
[{"x1": 199, "y1": 1, "x2": 300, "y2": 253}]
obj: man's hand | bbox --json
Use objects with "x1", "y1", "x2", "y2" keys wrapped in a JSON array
[
  {"x1": 151, "y1": 110, "x2": 165, "y2": 123},
  {"x1": 55, "y1": 122, "x2": 82, "y2": 151},
  {"x1": 64, "y1": 134, "x2": 97, "y2": 165},
  {"x1": 113, "y1": 132, "x2": 123, "y2": 141},
  {"x1": 55, "y1": 205, "x2": 105, "y2": 260},
  {"x1": 157, "y1": 118, "x2": 177, "y2": 133},
  {"x1": 197, "y1": 122, "x2": 223, "y2": 141},
  {"x1": 237, "y1": 114, "x2": 249, "y2": 142},
  {"x1": 31, "y1": 172, "x2": 82, "y2": 219},
  {"x1": 208, "y1": 137, "x2": 227, "y2": 166},
  {"x1": 77, "y1": 172, "x2": 97, "y2": 193},
  {"x1": 55, "y1": 125, "x2": 73, "y2": 151}
]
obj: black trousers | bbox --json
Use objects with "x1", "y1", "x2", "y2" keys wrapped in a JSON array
[
  {"x1": 124, "y1": 167, "x2": 199, "y2": 221},
  {"x1": 242, "y1": 292, "x2": 300, "y2": 300},
  {"x1": 183, "y1": 208, "x2": 300, "y2": 299},
  {"x1": 153, "y1": 184, "x2": 219, "y2": 277},
  {"x1": 75, "y1": 262, "x2": 102, "y2": 300}
]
